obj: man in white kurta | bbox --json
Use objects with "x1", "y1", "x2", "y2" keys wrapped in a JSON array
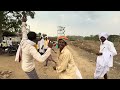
[
  {"x1": 15, "y1": 16, "x2": 52, "y2": 79},
  {"x1": 38, "y1": 37, "x2": 45, "y2": 55},
  {"x1": 94, "y1": 32, "x2": 117, "y2": 79}
]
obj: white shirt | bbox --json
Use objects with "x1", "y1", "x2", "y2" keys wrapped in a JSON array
[
  {"x1": 38, "y1": 38, "x2": 44, "y2": 53},
  {"x1": 15, "y1": 22, "x2": 51, "y2": 72},
  {"x1": 7, "y1": 40, "x2": 12, "y2": 46}
]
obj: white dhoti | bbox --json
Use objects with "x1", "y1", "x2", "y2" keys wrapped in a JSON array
[
  {"x1": 76, "y1": 67, "x2": 83, "y2": 79},
  {"x1": 94, "y1": 33, "x2": 117, "y2": 79},
  {"x1": 94, "y1": 53, "x2": 111, "y2": 79},
  {"x1": 94, "y1": 64, "x2": 109, "y2": 79}
]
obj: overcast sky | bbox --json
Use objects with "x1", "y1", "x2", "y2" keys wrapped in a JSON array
[{"x1": 27, "y1": 11, "x2": 120, "y2": 37}]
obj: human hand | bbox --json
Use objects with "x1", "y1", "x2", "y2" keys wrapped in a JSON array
[
  {"x1": 22, "y1": 16, "x2": 27, "y2": 22},
  {"x1": 96, "y1": 52, "x2": 103, "y2": 56},
  {"x1": 48, "y1": 41, "x2": 53, "y2": 48}
]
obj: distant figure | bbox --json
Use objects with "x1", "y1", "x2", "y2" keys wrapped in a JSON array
[
  {"x1": 44, "y1": 36, "x2": 50, "y2": 66},
  {"x1": 37, "y1": 37, "x2": 42, "y2": 52},
  {"x1": 7, "y1": 38, "x2": 13, "y2": 52},
  {"x1": 1, "y1": 40, "x2": 7, "y2": 52},
  {"x1": 44, "y1": 37, "x2": 56, "y2": 66},
  {"x1": 7, "y1": 37, "x2": 12, "y2": 47},
  {"x1": 44, "y1": 36, "x2": 49, "y2": 52},
  {"x1": 53, "y1": 36, "x2": 82, "y2": 79},
  {"x1": 38, "y1": 36, "x2": 45, "y2": 55},
  {"x1": 94, "y1": 32, "x2": 117, "y2": 79}
]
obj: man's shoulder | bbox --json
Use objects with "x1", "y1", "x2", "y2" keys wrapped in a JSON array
[
  {"x1": 106, "y1": 40, "x2": 114, "y2": 45},
  {"x1": 26, "y1": 43, "x2": 36, "y2": 53},
  {"x1": 63, "y1": 46, "x2": 71, "y2": 55},
  {"x1": 21, "y1": 40, "x2": 33, "y2": 47}
]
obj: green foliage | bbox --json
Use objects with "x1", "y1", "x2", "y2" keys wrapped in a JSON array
[
  {"x1": 67, "y1": 36, "x2": 83, "y2": 41},
  {"x1": 84, "y1": 35, "x2": 99, "y2": 41},
  {"x1": 0, "y1": 11, "x2": 35, "y2": 40},
  {"x1": 49, "y1": 37, "x2": 57, "y2": 42},
  {"x1": 83, "y1": 35, "x2": 120, "y2": 42},
  {"x1": 2, "y1": 31, "x2": 16, "y2": 36},
  {"x1": 108, "y1": 35, "x2": 120, "y2": 42}
]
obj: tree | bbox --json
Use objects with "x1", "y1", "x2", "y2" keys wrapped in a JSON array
[
  {"x1": 84, "y1": 35, "x2": 99, "y2": 41},
  {"x1": 108, "y1": 35, "x2": 120, "y2": 42},
  {"x1": 0, "y1": 11, "x2": 35, "y2": 41},
  {"x1": 3, "y1": 31, "x2": 16, "y2": 37}
]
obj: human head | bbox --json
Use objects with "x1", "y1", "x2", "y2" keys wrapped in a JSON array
[
  {"x1": 58, "y1": 36, "x2": 68, "y2": 51},
  {"x1": 27, "y1": 32, "x2": 37, "y2": 42},
  {"x1": 98, "y1": 32, "x2": 109, "y2": 43},
  {"x1": 45, "y1": 36, "x2": 48, "y2": 40}
]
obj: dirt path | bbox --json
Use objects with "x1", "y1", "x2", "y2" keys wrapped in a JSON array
[
  {"x1": 0, "y1": 52, "x2": 59, "y2": 79},
  {"x1": 67, "y1": 45, "x2": 96, "y2": 79},
  {"x1": 0, "y1": 55, "x2": 28, "y2": 79}
]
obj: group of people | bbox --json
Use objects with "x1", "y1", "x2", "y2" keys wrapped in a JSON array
[
  {"x1": 0, "y1": 37, "x2": 13, "y2": 52},
  {"x1": 15, "y1": 16, "x2": 117, "y2": 79},
  {"x1": 37, "y1": 36, "x2": 49, "y2": 55},
  {"x1": 37, "y1": 35, "x2": 52, "y2": 66}
]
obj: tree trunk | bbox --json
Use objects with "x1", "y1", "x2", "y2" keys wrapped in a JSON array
[
  {"x1": 0, "y1": 11, "x2": 4, "y2": 42},
  {"x1": 0, "y1": 28, "x2": 2, "y2": 42},
  {"x1": 0, "y1": 19, "x2": 2, "y2": 42}
]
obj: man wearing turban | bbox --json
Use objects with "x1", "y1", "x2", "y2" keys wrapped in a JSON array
[
  {"x1": 53, "y1": 36, "x2": 82, "y2": 79},
  {"x1": 94, "y1": 32, "x2": 117, "y2": 79}
]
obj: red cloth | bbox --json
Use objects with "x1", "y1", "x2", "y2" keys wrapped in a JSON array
[{"x1": 57, "y1": 36, "x2": 68, "y2": 40}]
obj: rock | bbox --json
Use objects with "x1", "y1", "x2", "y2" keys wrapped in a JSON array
[
  {"x1": 8, "y1": 71, "x2": 12, "y2": 74},
  {"x1": 0, "y1": 71, "x2": 4, "y2": 75},
  {"x1": 0, "y1": 70, "x2": 12, "y2": 79},
  {"x1": 3, "y1": 74, "x2": 10, "y2": 79},
  {"x1": 4, "y1": 71, "x2": 8, "y2": 74},
  {"x1": 90, "y1": 60, "x2": 93, "y2": 62}
]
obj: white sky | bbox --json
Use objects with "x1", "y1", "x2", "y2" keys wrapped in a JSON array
[{"x1": 27, "y1": 11, "x2": 120, "y2": 37}]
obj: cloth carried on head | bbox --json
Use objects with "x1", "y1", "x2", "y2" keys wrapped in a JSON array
[
  {"x1": 98, "y1": 32, "x2": 109, "y2": 39},
  {"x1": 57, "y1": 36, "x2": 68, "y2": 43}
]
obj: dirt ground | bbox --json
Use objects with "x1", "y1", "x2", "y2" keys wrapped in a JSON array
[{"x1": 0, "y1": 44, "x2": 120, "y2": 79}]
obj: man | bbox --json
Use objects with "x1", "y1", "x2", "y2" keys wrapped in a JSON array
[
  {"x1": 53, "y1": 36, "x2": 82, "y2": 79},
  {"x1": 1, "y1": 40, "x2": 7, "y2": 52},
  {"x1": 38, "y1": 36, "x2": 45, "y2": 55},
  {"x1": 44, "y1": 36, "x2": 56, "y2": 66},
  {"x1": 7, "y1": 37, "x2": 13, "y2": 53},
  {"x1": 94, "y1": 32, "x2": 117, "y2": 79},
  {"x1": 43, "y1": 37, "x2": 56, "y2": 66},
  {"x1": 7, "y1": 37, "x2": 12, "y2": 47},
  {"x1": 15, "y1": 16, "x2": 52, "y2": 79},
  {"x1": 44, "y1": 36, "x2": 49, "y2": 52},
  {"x1": 37, "y1": 37, "x2": 42, "y2": 52}
]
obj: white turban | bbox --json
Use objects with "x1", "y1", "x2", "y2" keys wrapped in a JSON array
[{"x1": 98, "y1": 32, "x2": 109, "y2": 39}]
